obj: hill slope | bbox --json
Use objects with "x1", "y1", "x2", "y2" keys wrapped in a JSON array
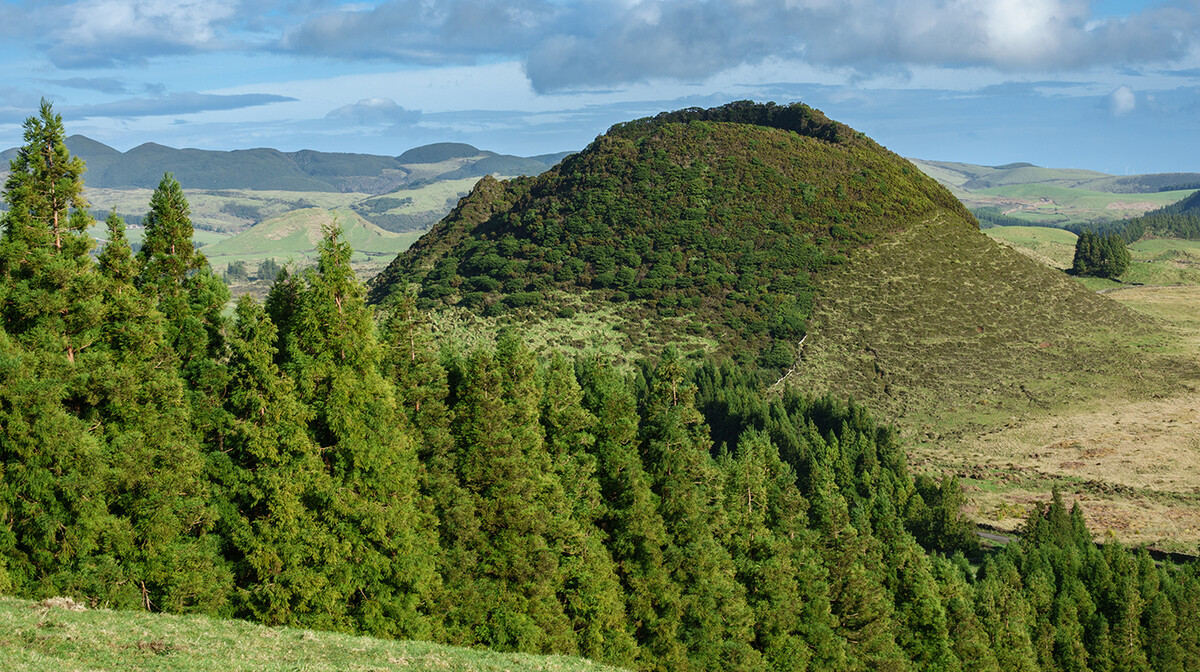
[
  {"x1": 0, "y1": 596, "x2": 625, "y2": 672},
  {"x1": 367, "y1": 101, "x2": 1182, "y2": 427},
  {"x1": 201, "y1": 207, "x2": 418, "y2": 266},
  {"x1": 911, "y1": 158, "x2": 1200, "y2": 194},
  {"x1": 369, "y1": 101, "x2": 974, "y2": 361}
]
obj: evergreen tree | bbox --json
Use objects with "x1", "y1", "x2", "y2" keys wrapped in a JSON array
[
  {"x1": 720, "y1": 429, "x2": 845, "y2": 671},
  {"x1": 137, "y1": 173, "x2": 202, "y2": 291},
  {"x1": 209, "y1": 296, "x2": 349, "y2": 629},
  {"x1": 540, "y1": 354, "x2": 638, "y2": 665},
  {"x1": 577, "y1": 357, "x2": 690, "y2": 672},
  {"x1": 278, "y1": 224, "x2": 441, "y2": 639},
  {"x1": 445, "y1": 335, "x2": 574, "y2": 652},
  {"x1": 639, "y1": 352, "x2": 760, "y2": 671},
  {"x1": 1072, "y1": 230, "x2": 1130, "y2": 279}
]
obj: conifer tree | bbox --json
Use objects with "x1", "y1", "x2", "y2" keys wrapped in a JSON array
[
  {"x1": 577, "y1": 357, "x2": 689, "y2": 672},
  {"x1": 0, "y1": 99, "x2": 102, "y2": 362},
  {"x1": 0, "y1": 103, "x2": 229, "y2": 612},
  {"x1": 930, "y1": 555, "x2": 1001, "y2": 672},
  {"x1": 720, "y1": 429, "x2": 845, "y2": 671},
  {"x1": 639, "y1": 352, "x2": 760, "y2": 671},
  {"x1": 539, "y1": 355, "x2": 638, "y2": 665},
  {"x1": 138, "y1": 173, "x2": 202, "y2": 290},
  {"x1": 975, "y1": 555, "x2": 1040, "y2": 672},
  {"x1": 446, "y1": 337, "x2": 573, "y2": 651},
  {"x1": 279, "y1": 224, "x2": 441, "y2": 639},
  {"x1": 209, "y1": 296, "x2": 348, "y2": 629},
  {"x1": 0, "y1": 103, "x2": 115, "y2": 598}
]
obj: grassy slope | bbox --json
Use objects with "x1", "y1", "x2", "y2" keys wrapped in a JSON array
[
  {"x1": 787, "y1": 213, "x2": 1173, "y2": 430},
  {"x1": 972, "y1": 184, "x2": 1192, "y2": 226},
  {"x1": 0, "y1": 596, "x2": 625, "y2": 672},
  {"x1": 987, "y1": 226, "x2": 1200, "y2": 286},
  {"x1": 201, "y1": 208, "x2": 421, "y2": 267},
  {"x1": 917, "y1": 226, "x2": 1200, "y2": 550}
]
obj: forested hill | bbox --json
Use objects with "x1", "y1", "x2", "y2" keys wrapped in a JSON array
[
  {"x1": 0, "y1": 137, "x2": 568, "y2": 194},
  {"x1": 367, "y1": 101, "x2": 974, "y2": 361},
  {"x1": 1129, "y1": 186, "x2": 1200, "y2": 240}
]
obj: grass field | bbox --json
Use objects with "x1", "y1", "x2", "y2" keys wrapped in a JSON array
[
  {"x1": 968, "y1": 185, "x2": 1192, "y2": 227},
  {"x1": 0, "y1": 596, "x2": 626, "y2": 672},
  {"x1": 987, "y1": 226, "x2": 1200, "y2": 288},
  {"x1": 922, "y1": 227, "x2": 1200, "y2": 552}
]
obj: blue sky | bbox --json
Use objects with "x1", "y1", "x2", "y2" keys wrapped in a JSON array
[{"x1": 1, "y1": 0, "x2": 1198, "y2": 173}]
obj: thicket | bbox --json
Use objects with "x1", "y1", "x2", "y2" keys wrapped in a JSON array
[
  {"x1": 1071, "y1": 230, "x2": 1131, "y2": 278},
  {"x1": 369, "y1": 101, "x2": 973, "y2": 363},
  {"x1": 5, "y1": 102, "x2": 1200, "y2": 672}
]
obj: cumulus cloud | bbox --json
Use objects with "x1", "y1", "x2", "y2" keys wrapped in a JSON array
[
  {"x1": 276, "y1": 0, "x2": 1200, "y2": 91},
  {"x1": 1109, "y1": 85, "x2": 1136, "y2": 116},
  {"x1": 63, "y1": 92, "x2": 297, "y2": 119},
  {"x1": 38, "y1": 0, "x2": 246, "y2": 67},
  {"x1": 326, "y1": 98, "x2": 421, "y2": 126},
  {"x1": 16, "y1": 0, "x2": 1200, "y2": 92}
]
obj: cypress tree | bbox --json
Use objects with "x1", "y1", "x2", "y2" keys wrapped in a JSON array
[
  {"x1": 639, "y1": 351, "x2": 760, "y2": 671},
  {"x1": 540, "y1": 354, "x2": 638, "y2": 665},
  {"x1": 209, "y1": 296, "x2": 348, "y2": 629},
  {"x1": 720, "y1": 429, "x2": 845, "y2": 671},
  {"x1": 278, "y1": 224, "x2": 441, "y2": 639},
  {"x1": 445, "y1": 334, "x2": 574, "y2": 652},
  {"x1": 577, "y1": 357, "x2": 689, "y2": 672}
]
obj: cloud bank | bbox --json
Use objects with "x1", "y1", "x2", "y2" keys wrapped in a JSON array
[
  {"x1": 63, "y1": 92, "x2": 297, "y2": 119},
  {"x1": 15, "y1": 0, "x2": 1200, "y2": 92}
]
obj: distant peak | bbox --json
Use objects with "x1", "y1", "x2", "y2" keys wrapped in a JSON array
[
  {"x1": 992, "y1": 162, "x2": 1038, "y2": 170},
  {"x1": 397, "y1": 142, "x2": 484, "y2": 164}
]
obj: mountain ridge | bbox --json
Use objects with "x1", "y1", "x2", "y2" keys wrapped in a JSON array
[{"x1": 0, "y1": 136, "x2": 571, "y2": 195}]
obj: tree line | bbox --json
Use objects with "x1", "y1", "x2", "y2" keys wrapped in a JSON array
[{"x1": 3, "y1": 101, "x2": 1200, "y2": 671}]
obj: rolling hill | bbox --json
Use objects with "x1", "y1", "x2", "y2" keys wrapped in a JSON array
[
  {"x1": 365, "y1": 101, "x2": 1200, "y2": 551},
  {"x1": 0, "y1": 137, "x2": 569, "y2": 195},
  {"x1": 200, "y1": 207, "x2": 420, "y2": 268},
  {"x1": 911, "y1": 158, "x2": 1200, "y2": 194},
  {"x1": 368, "y1": 102, "x2": 1150, "y2": 381},
  {"x1": 368, "y1": 101, "x2": 978, "y2": 362}
]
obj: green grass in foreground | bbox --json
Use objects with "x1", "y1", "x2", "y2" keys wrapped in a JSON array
[{"x1": 0, "y1": 596, "x2": 627, "y2": 672}]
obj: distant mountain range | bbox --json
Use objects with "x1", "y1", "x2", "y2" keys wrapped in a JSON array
[{"x1": 0, "y1": 137, "x2": 574, "y2": 195}]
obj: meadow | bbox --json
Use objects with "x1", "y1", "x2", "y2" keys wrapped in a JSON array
[
  {"x1": 0, "y1": 597, "x2": 624, "y2": 672},
  {"x1": 938, "y1": 227, "x2": 1200, "y2": 551}
]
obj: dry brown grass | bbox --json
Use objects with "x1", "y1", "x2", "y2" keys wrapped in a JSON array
[
  {"x1": 921, "y1": 285, "x2": 1200, "y2": 552},
  {"x1": 790, "y1": 220, "x2": 1200, "y2": 553}
]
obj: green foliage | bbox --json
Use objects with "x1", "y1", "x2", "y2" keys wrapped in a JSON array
[
  {"x1": 368, "y1": 101, "x2": 972, "y2": 360},
  {"x1": 8, "y1": 101, "x2": 1200, "y2": 672},
  {"x1": 1072, "y1": 230, "x2": 1131, "y2": 278}
]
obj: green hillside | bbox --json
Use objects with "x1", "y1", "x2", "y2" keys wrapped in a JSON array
[
  {"x1": 202, "y1": 207, "x2": 421, "y2": 269},
  {"x1": 0, "y1": 596, "x2": 625, "y2": 672},
  {"x1": 369, "y1": 101, "x2": 972, "y2": 362},
  {"x1": 911, "y1": 158, "x2": 1200, "y2": 194}
]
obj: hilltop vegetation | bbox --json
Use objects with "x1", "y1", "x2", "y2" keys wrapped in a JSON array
[{"x1": 370, "y1": 101, "x2": 971, "y2": 362}]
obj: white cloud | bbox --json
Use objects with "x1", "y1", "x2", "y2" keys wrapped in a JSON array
[
  {"x1": 1109, "y1": 85, "x2": 1136, "y2": 116},
  {"x1": 325, "y1": 97, "x2": 421, "y2": 126},
  {"x1": 269, "y1": 0, "x2": 1200, "y2": 92}
]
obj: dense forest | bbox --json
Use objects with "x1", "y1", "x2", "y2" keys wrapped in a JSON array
[{"x1": 3, "y1": 102, "x2": 1200, "y2": 672}]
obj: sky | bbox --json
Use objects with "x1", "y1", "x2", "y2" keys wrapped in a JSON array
[{"x1": 1, "y1": 0, "x2": 1198, "y2": 173}]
